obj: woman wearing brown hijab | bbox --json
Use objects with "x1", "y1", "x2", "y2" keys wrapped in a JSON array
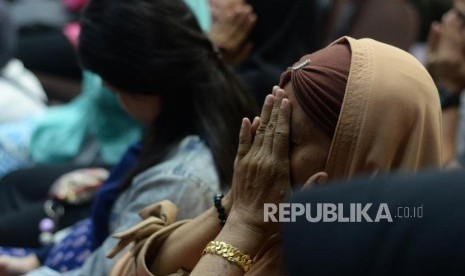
[{"x1": 107, "y1": 37, "x2": 442, "y2": 276}]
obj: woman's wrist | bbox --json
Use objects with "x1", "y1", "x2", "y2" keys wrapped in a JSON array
[
  {"x1": 222, "y1": 192, "x2": 233, "y2": 214},
  {"x1": 214, "y1": 210, "x2": 268, "y2": 258}
]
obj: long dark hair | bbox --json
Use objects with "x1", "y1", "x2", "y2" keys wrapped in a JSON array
[{"x1": 78, "y1": 0, "x2": 257, "y2": 189}]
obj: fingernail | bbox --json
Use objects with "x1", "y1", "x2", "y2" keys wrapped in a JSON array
[
  {"x1": 265, "y1": 95, "x2": 273, "y2": 105},
  {"x1": 272, "y1": 86, "x2": 279, "y2": 95}
]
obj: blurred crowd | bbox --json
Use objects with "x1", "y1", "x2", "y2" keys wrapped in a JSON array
[{"x1": 0, "y1": 0, "x2": 464, "y2": 275}]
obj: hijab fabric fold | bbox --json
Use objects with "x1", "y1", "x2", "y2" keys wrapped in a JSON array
[
  {"x1": 281, "y1": 36, "x2": 442, "y2": 180},
  {"x1": 325, "y1": 37, "x2": 442, "y2": 179}
]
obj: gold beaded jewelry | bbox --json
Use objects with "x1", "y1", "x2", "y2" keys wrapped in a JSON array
[{"x1": 202, "y1": 241, "x2": 253, "y2": 272}]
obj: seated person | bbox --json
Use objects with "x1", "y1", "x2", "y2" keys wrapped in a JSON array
[
  {"x1": 0, "y1": 0, "x2": 251, "y2": 251},
  {"x1": 0, "y1": 70, "x2": 142, "y2": 178},
  {"x1": 107, "y1": 36, "x2": 443, "y2": 275},
  {"x1": 0, "y1": 0, "x2": 256, "y2": 275},
  {"x1": 0, "y1": 0, "x2": 228, "y2": 248}
]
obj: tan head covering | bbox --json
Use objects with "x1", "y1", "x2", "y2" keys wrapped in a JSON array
[{"x1": 325, "y1": 37, "x2": 442, "y2": 180}]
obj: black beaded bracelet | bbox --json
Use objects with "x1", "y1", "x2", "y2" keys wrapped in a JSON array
[{"x1": 214, "y1": 193, "x2": 227, "y2": 227}]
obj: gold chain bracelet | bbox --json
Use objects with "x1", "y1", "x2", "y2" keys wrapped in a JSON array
[{"x1": 202, "y1": 241, "x2": 253, "y2": 272}]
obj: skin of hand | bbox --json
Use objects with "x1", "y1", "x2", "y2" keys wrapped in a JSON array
[
  {"x1": 222, "y1": 87, "x2": 274, "y2": 212},
  {"x1": 0, "y1": 255, "x2": 40, "y2": 276},
  {"x1": 208, "y1": 1, "x2": 257, "y2": 65},
  {"x1": 427, "y1": 10, "x2": 465, "y2": 93},
  {"x1": 209, "y1": 0, "x2": 245, "y2": 23},
  {"x1": 228, "y1": 88, "x2": 291, "y2": 237},
  {"x1": 190, "y1": 88, "x2": 292, "y2": 276}
]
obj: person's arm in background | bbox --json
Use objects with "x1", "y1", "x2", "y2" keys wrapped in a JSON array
[
  {"x1": 0, "y1": 255, "x2": 40, "y2": 276},
  {"x1": 427, "y1": 8, "x2": 465, "y2": 167},
  {"x1": 442, "y1": 107, "x2": 460, "y2": 166},
  {"x1": 208, "y1": 0, "x2": 256, "y2": 65}
]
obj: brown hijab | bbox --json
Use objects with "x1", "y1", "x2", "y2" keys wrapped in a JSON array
[
  {"x1": 283, "y1": 36, "x2": 442, "y2": 181},
  {"x1": 279, "y1": 42, "x2": 350, "y2": 138}
]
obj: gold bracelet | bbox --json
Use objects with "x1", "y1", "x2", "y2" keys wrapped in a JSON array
[{"x1": 202, "y1": 241, "x2": 253, "y2": 272}]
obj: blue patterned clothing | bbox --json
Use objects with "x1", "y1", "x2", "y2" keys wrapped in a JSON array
[
  {"x1": 43, "y1": 219, "x2": 93, "y2": 272},
  {"x1": 0, "y1": 247, "x2": 33, "y2": 257}
]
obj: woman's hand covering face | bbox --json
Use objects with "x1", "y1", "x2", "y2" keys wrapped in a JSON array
[{"x1": 229, "y1": 87, "x2": 291, "y2": 235}]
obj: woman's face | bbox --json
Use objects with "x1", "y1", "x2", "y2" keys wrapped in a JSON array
[
  {"x1": 105, "y1": 82, "x2": 161, "y2": 123},
  {"x1": 284, "y1": 83, "x2": 333, "y2": 186}
]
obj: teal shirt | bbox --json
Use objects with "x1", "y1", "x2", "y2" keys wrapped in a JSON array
[
  {"x1": 30, "y1": 72, "x2": 141, "y2": 165},
  {"x1": 184, "y1": 0, "x2": 211, "y2": 31}
]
